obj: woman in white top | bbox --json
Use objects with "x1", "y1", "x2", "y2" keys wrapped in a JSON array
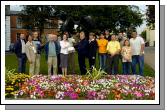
[{"x1": 60, "y1": 34, "x2": 70, "y2": 76}]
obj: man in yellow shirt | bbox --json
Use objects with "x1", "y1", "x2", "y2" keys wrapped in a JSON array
[{"x1": 106, "y1": 34, "x2": 121, "y2": 74}]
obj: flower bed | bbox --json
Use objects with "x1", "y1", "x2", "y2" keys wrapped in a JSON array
[{"x1": 5, "y1": 74, "x2": 155, "y2": 100}]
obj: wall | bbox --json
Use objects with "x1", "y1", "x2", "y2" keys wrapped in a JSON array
[
  {"x1": 146, "y1": 28, "x2": 155, "y2": 46},
  {"x1": 5, "y1": 16, "x2": 11, "y2": 51}
]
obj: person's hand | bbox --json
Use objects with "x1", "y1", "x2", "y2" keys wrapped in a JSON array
[{"x1": 140, "y1": 51, "x2": 144, "y2": 56}]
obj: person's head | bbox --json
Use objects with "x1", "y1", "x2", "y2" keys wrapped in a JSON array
[
  {"x1": 89, "y1": 32, "x2": 94, "y2": 40},
  {"x1": 33, "y1": 32, "x2": 39, "y2": 39},
  {"x1": 118, "y1": 32, "x2": 123, "y2": 37},
  {"x1": 99, "y1": 33, "x2": 105, "y2": 39},
  {"x1": 131, "y1": 31, "x2": 137, "y2": 38},
  {"x1": 27, "y1": 35, "x2": 33, "y2": 42},
  {"x1": 48, "y1": 34, "x2": 54, "y2": 41},
  {"x1": 20, "y1": 33, "x2": 25, "y2": 40},
  {"x1": 105, "y1": 30, "x2": 110, "y2": 35},
  {"x1": 62, "y1": 34, "x2": 68, "y2": 41},
  {"x1": 52, "y1": 34, "x2": 58, "y2": 41},
  {"x1": 111, "y1": 34, "x2": 116, "y2": 41},
  {"x1": 123, "y1": 39, "x2": 130, "y2": 46},
  {"x1": 80, "y1": 31, "x2": 85, "y2": 40}
]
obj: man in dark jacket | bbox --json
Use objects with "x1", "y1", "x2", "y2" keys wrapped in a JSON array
[
  {"x1": 75, "y1": 31, "x2": 89, "y2": 75},
  {"x1": 14, "y1": 33, "x2": 27, "y2": 73},
  {"x1": 88, "y1": 32, "x2": 98, "y2": 70}
]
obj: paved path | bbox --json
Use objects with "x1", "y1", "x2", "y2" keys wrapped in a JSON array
[{"x1": 144, "y1": 47, "x2": 155, "y2": 70}]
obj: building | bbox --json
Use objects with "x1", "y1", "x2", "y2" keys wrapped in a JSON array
[
  {"x1": 5, "y1": 5, "x2": 11, "y2": 51},
  {"x1": 5, "y1": 6, "x2": 61, "y2": 51},
  {"x1": 145, "y1": 27, "x2": 155, "y2": 47}
]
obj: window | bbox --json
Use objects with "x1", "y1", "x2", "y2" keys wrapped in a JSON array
[{"x1": 16, "y1": 17, "x2": 23, "y2": 28}]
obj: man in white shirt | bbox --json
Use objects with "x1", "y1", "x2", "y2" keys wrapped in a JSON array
[
  {"x1": 14, "y1": 33, "x2": 27, "y2": 73},
  {"x1": 130, "y1": 31, "x2": 145, "y2": 75}
]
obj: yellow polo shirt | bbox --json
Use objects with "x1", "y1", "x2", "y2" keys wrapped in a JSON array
[
  {"x1": 107, "y1": 41, "x2": 121, "y2": 54},
  {"x1": 97, "y1": 39, "x2": 108, "y2": 53}
]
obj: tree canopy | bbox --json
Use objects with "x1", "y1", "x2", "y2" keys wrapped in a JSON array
[
  {"x1": 20, "y1": 5, "x2": 143, "y2": 34},
  {"x1": 146, "y1": 5, "x2": 155, "y2": 30}
]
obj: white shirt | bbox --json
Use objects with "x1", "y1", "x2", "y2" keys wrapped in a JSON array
[
  {"x1": 60, "y1": 40, "x2": 70, "y2": 54},
  {"x1": 21, "y1": 39, "x2": 26, "y2": 53},
  {"x1": 130, "y1": 36, "x2": 145, "y2": 55}
]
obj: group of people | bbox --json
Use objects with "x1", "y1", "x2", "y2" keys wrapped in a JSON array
[{"x1": 14, "y1": 29, "x2": 145, "y2": 76}]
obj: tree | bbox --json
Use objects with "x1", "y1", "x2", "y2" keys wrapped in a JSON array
[
  {"x1": 141, "y1": 30, "x2": 146, "y2": 41},
  {"x1": 146, "y1": 5, "x2": 155, "y2": 29},
  {"x1": 19, "y1": 5, "x2": 57, "y2": 35},
  {"x1": 55, "y1": 5, "x2": 143, "y2": 34},
  {"x1": 19, "y1": 5, "x2": 143, "y2": 35}
]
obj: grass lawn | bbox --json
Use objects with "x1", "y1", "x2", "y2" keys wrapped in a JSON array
[{"x1": 5, "y1": 51, "x2": 155, "y2": 77}]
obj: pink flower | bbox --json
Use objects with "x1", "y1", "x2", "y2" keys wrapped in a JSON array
[
  {"x1": 134, "y1": 91, "x2": 143, "y2": 97},
  {"x1": 69, "y1": 92, "x2": 78, "y2": 100}
]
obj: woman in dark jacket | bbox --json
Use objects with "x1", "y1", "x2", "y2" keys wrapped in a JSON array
[
  {"x1": 88, "y1": 32, "x2": 98, "y2": 70},
  {"x1": 75, "y1": 31, "x2": 89, "y2": 75}
]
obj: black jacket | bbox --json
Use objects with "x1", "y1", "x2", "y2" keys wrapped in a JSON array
[
  {"x1": 105, "y1": 35, "x2": 111, "y2": 41},
  {"x1": 14, "y1": 39, "x2": 26, "y2": 58},
  {"x1": 75, "y1": 38, "x2": 89, "y2": 56},
  {"x1": 88, "y1": 40, "x2": 97, "y2": 58}
]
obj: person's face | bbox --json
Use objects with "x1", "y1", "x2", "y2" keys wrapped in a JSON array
[
  {"x1": 105, "y1": 30, "x2": 109, "y2": 35},
  {"x1": 111, "y1": 35, "x2": 116, "y2": 41},
  {"x1": 20, "y1": 34, "x2": 25, "y2": 39},
  {"x1": 89, "y1": 35, "x2": 94, "y2": 40},
  {"x1": 33, "y1": 32, "x2": 38, "y2": 38},
  {"x1": 28, "y1": 35, "x2": 32, "y2": 42},
  {"x1": 125, "y1": 40, "x2": 129, "y2": 46},
  {"x1": 80, "y1": 32, "x2": 85, "y2": 40},
  {"x1": 49, "y1": 34, "x2": 54, "y2": 41},
  {"x1": 131, "y1": 32, "x2": 137, "y2": 38},
  {"x1": 100, "y1": 34, "x2": 104, "y2": 39},
  {"x1": 54, "y1": 35, "x2": 58, "y2": 41},
  {"x1": 118, "y1": 33, "x2": 123, "y2": 37},
  {"x1": 63, "y1": 35, "x2": 67, "y2": 41}
]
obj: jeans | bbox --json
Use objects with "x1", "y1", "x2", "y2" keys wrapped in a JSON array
[
  {"x1": 99, "y1": 53, "x2": 107, "y2": 70},
  {"x1": 18, "y1": 54, "x2": 27, "y2": 73},
  {"x1": 122, "y1": 62, "x2": 131, "y2": 74},
  {"x1": 131, "y1": 55, "x2": 144, "y2": 76}
]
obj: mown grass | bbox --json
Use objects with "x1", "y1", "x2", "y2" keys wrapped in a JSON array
[{"x1": 5, "y1": 51, "x2": 155, "y2": 77}]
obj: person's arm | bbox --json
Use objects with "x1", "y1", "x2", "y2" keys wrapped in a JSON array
[
  {"x1": 121, "y1": 47, "x2": 124, "y2": 56},
  {"x1": 60, "y1": 42, "x2": 68, "y2": 49},
  {"x1": 106, "y1": 42, "x2": 110, "y2": 54},
  {"x1": 140, "y1": 37, "x2": 145, "y2": 54},
  {"x1": 25, "y1": 44, "x2": 31, "y2": 63},
  {"x1": 116, "y1": 42, "x2": 121, "y2": 54}
]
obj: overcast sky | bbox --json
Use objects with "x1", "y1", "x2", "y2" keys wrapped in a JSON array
[{"x1": 10, "y1": 5, "x2": 147, "y2": 34}]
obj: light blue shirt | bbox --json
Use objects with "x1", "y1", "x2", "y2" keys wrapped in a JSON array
[{"x1": 48, "y1": 42, "x2": 56, "y2": 56}]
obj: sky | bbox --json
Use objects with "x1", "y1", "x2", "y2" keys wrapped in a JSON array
[{"x1": 10, "y1": 5, "x2": 147, "y2": 34}]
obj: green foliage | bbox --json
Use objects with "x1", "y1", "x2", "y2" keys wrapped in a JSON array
[
  {"x1": 146, "y1": 5, "x2": 155, "y2": 29},
  {"x1": 141, "y1": 30, "x2": 146, "y2": 41},
  {"x1": 86, "y1": 66, "x2": 107, "y2": 80},
  {"x1": 5, "y1": 68, "x2": 16, "y2": 81},
  {"x1": 19, "y1": 5, "x2": 143, "y2": 34},
  {"x1": 19, "y1": 5, "x2": 58, "y2": 34}
]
